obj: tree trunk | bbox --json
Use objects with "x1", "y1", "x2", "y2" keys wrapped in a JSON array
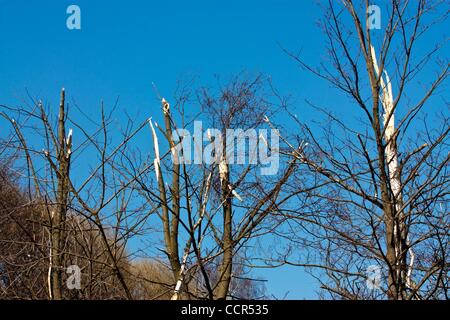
[
  {"x1": 49, "y1": 88, "x2": 72, "y2": 300},
  {"x1": 215, "y1": 141, "x2": 233, "y2": 300},
  {"x1": 370, "y1": 46, "x2": 408, "y2": 299}
]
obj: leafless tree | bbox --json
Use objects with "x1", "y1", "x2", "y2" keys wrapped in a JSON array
[
  {"x1": 141, "y1": 75, "x2": 297, "y2": 299},
  {"x1": 266, "y1": 0, "x2": 449, "y2": 299},
  {"x1": 0, "y1": 90, "x2": 154, "y2": 299}
]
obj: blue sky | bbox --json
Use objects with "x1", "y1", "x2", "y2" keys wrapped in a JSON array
[
  {"x1": 0, "y1": 1, "x2": 331, "y2": 109},
  {"x1": 0, "y1": 1, "x2": 448, "y2": 299}
]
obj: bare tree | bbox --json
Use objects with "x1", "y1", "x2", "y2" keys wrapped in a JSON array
[
  {"x1": 268, "y1": 0, "x2": 449, "y2": 299},
  {"x1": 142, "y1": 75, "x2": 297, "y2": 300},
  {"x1": 1, "y1": 90, "x2": 154, "y2": 299}
]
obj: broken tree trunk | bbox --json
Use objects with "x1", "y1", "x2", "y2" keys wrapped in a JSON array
[
  {"x1": 370, "y1": 46, "x2": 412, "y2": 299},
  {"x1": 214, "y1": 137, "x2": 233, "y2": 300},
  {"x1": 48, "y1": 88, "x2": 72, "y2": 300}
]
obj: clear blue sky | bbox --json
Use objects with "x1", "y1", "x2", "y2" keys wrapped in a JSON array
[{"x1": 0, "y1": 0, "x2": 447, "y2": 299}]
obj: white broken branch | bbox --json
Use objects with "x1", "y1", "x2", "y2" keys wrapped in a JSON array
[
  {"x1": 66, "y1": 128, "x2": 73, "y2": 156},
  {"x1": 148, "y1": 118, "x2": 161, "y2": 183},
  {"x1": 228, "y1": 185, "x2": 243, "y2": 202},
  {"x1": 371, "y1": 45, "x2": 415, "y2": 292}
]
